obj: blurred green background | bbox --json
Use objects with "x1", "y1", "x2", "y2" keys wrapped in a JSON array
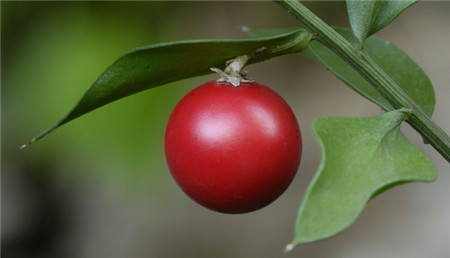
[{"x1": 2, "y1": 1, "x2": 449, "y2": 257}]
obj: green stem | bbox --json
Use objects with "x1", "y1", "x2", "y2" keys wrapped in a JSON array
[{"x1": 277, "y1": 0, "x2": 450, "y2": 162}]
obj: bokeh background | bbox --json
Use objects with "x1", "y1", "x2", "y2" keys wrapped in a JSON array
[{"x1": 2, "y1": 1, "x2": 449, "y2": 257}]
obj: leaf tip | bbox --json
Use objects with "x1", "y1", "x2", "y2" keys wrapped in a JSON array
[
  {"x1": 19, "y1": 138, "x2": 35, "y2": 150},
  {"x1": 283, "y1": 243, "x2": 295, "y2": 253},
  {"x1": 240, "y1": 25, "x2": 250, "y2": 34}
]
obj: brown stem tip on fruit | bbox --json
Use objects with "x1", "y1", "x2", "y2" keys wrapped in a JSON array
[{"x1": 210, "y1": 55, "x2": 251, "y2": 87}]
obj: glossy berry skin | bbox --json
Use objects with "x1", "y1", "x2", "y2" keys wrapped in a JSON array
[{"x1": 164, "y1": 80, "x2": 302, "y2": 214}]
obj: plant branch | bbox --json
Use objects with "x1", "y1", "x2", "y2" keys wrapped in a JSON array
[{"x1": 277, "y1": 0, "x2": 450, "y2": 162}]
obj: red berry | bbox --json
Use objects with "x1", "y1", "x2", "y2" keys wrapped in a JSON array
[{"x1": 164, "y1": 80, "x2": 302, "y2": 214}]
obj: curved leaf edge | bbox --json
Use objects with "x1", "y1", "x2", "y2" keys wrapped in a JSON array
[
  {"x1": 347, "y1": 0, "x2": 418, "y2": 49},
  {"x1": 366, "y1": 0, "x2": 418, "y2": 39},
  {"x1": 306, "y1": 42, "x2": 391, "y2": 112}
]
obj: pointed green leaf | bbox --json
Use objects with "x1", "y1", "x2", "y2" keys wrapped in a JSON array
[
  {"x1": 306, "y1": 27, "x2": 435, "y2": 116},
  {"x1": 292, "y1": 110, "x2": 436, "y2": 245},
  {"x1": 347, "y1": 0, "x2": 417, "y2": 47},
  {"x1": 22, "y1": 30, "x2": 312, "y2": 147}
]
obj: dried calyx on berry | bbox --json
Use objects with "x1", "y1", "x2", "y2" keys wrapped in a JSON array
[{"x1": 210, "y1": 55, "x2": 252, "y2": 87}]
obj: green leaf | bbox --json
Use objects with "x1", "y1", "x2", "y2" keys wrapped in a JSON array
[
  {"x1": 306, "y1": 27, "x2": 435, "y2": 116},
  {"x1": 22, "y1": 30, "x2": 312, "y2": 148},
  {"x1": 347, "y1": 0, "x2": 417, "y2": 47},
  {"x1": 292, "y1": 110, "x2": 436, "y2": 245}
]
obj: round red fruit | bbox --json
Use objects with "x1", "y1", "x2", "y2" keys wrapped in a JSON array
[{"x1": 164, "y1": 80, "x2": 302, "y2": 214}]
